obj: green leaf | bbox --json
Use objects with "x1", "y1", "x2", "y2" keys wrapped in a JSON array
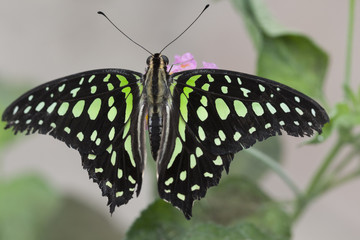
[
  {"x1": 257, "y1": 35, "x2": 328, "y2": 100},
  {"x1": 126, "y1": 199, "x2": 191, "y2": 240},
  {"x1": 127, "y1": 198, "x2": 283, "y2": 240},
  {"x1": 193, "y1": 176, "x2": 270, "y2": 224},
  {"x1": 230, "y1": 137, "x2": 282, "y2": 181},
  {"x1": 0, "y1": 175, "x2": 60, "y2": 240},
  {"x1": 232, "y1": 0, "x2": 329, "y2": 101},
  {"x1": 231, "y1": 0, "x2": 291, "y2": 49},
  {"x1": 245, "y1": 203, "x2": 291, "y2": 239},
  {"x1": 178, "y1": 222, "x2": 274, "y2": 240}
]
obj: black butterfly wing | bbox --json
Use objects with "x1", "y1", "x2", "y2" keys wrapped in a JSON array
[
  {"x1": 157, "y1": 69, "x2": 329, "y2": 218},
  {"x1": 2, "y1": 69, "x2": 146, "y2": 212}
]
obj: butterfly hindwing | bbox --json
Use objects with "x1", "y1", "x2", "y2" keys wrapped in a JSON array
[
  {"x1": 156, "y1": 100, "x2": 233, "y2": 219},
  {"x1": 2, "y1": 68, "x2": 146, "y2": 212},
  {"x1": 157, "y1": 69, "x2": 329, "y2": 218}
]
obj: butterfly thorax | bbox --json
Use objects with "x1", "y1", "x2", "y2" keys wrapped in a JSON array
[{"x1": 144, "y1": 53, "x2": 170, "y2": 160}]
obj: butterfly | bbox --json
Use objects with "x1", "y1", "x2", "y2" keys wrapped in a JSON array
[{"x1": 1, "y1": 6, "x2": 329, "y2": 219}]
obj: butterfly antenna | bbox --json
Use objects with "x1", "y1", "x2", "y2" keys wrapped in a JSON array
[
  {"x1": 97, "y1": 11, "x2": 153, "y2": 56},
  {"x1": 159, "y1": 4, "x2": 209, "y2": 54}
]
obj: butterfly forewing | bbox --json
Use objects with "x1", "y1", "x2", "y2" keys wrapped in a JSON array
[
  {"x1": 2, "y1": 69, "x2": 146, "y2": 211},
  {"x1": 174, "y1": 69, "x2": 328, "y2": 152},
  {"x1": 158, "y1": 69, "x2": 329, "y2": 218}
]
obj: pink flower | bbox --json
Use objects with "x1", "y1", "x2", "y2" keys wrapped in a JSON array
[
  {"x1": 168, "y1": 53, "x2": 217, "y2": 74},
  {"x1": 202, "y1": 61, "x2": 217, "y2": 69}
]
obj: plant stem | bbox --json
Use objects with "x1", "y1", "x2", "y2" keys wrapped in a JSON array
[
  {"x1": 292, "y1": 139, "x2": 343, "y2": 221},
  {"x1": 307, "y1": 140, "x2": 343, "y2": 197},
  {"x1": 343, "y1": 0, "x2": 356, "y2": 97},
  {"x1": 246, "y1": 148, "x2": 301, "y2": 198},
  {"x1": 332, "y1": 148, "x2": 358, "y2": 176}
]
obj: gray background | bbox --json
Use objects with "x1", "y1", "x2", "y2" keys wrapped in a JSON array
[{"x1": 1, "y1": 0, "x2": 359, "y2": 239}]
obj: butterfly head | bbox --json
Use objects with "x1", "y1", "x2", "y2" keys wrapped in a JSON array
[{"x1": 146, "y1": 53, "x2": 169, "y2": 69}]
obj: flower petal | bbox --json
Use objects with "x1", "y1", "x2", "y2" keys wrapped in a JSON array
[{"x1": 202, "y1": 61, "x2": 218, "y2": 69}]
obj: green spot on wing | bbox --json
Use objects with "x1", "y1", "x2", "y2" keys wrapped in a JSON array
[
  {"x1": 178, "y1": 118, "x2": 186, "y2": 141},
  {"x1": 213, "y1": 156, "x2": 223, "y2": 166},
  {"x1": 111, "y1": 151, "x2": 117, "y2": 166},
  {"x1": 179, "y1": 171, "x2": 187, "y2": 181},
  {"x1": 266, "y1": 102, "x2": 277, "y2": 114},
  {"x1": 200, "y1": 96, "x2": 208, "y2": 107},
  {"x1": 35, "y1": 102, "x2": 45, "y2": 112},
  {"x1": 252, "y1": 102, "x2": 264, "y2": 116},
  {"x1": 91, "y1": 86, "x2": 97, "y2": 94},
  {"x1": 122, "y1": 120, "x2": 131, "y2": 139},
  {"x1": 167, "y1": 137, "x2": 182, "y2": 169},
  {"x1": 103, "y1": 74, "x2": 111, "y2": 82},
  {"x1": 24, "y1": 106, "x2": 31, "y2": 114},
  {"x1": 57, "y1": 102, "x2": 69, "y2": 116},
  {"x1": 58, "y1": 84, "x2": 65, "y2": 92},
  {"x1": 64, "y1": 127, "x2": 71, "y2": 134},
  {"x1": 177, "y1": 193, "x2": 185, "y2": 201},
  {"x1": 124, "y1": 136, "x2": 136, "y2": 167},
  {"x1": 191, "y1": 184, "x2": 200, "y2": 191},
  {"x1": 190, "y1": 154, "x2": 196, "y2": 169},
  {"x1": 128, "y1": 175, "x2": 136, "y2": 184},
  {"x1": 234, "y1": 100, "x2": 247, "y2": 117},
  {"x1": 108, "y1": 96, "x2": 115, "y2": 107},
  {"x1": 108, "y1": 127, "x2": 115, "y2": 141},
  {"x1": 108, "y1": 106, "x2": 117, "y2": 122},
  {"x1": 117, "y1": 169, "x2": 123, "y2": 179},
  {"x1": 169, "y1": 82, "x2": 176, "y2": 95},
  {"x1": 124, "y1": 92, "x2": 133, "y2": 123},
  {"x1": 179, "y1": 93, "x2": 189, "y2": 122},
  {"x1": 88, "y1": 75, "x2": 95, "y2": 83},
  {"x1": 165, "y1": 177, "x2": 174, "y2": 186},
  {"x1": 215, "y1": 98, "x2": 230, "y2": 120},
  {"x1": 107, "y1": 83, "x2": 114, "y2": 91},
  {"x1": 207, "y1": 74, "x2": 214, "y2": 82},
  {"x1": 198, "y1": 126, "x2": 206, "y2": 141},
  {"x1": 70, "y1": 87, "x2": 80, "y2": 97},
  {"x1": 117, "y1": 74, "x2": 129, "y2": 87},
  {"x1": 280, "y1": 102, "x2": 290, "y2": 113},
  {"x1": 197, "y1": 106, "x2": 208, "y2": 121},
  {"x1": 88, "y1": 98, "x2": 101, "y2": 120},
  {"x1": 183, "y1": 87, "x2": 193, "y2": 98},
  {"x1": 76, "y1": 132, "x2": 84, "y2": 141},
  {"x1": 90, "y1": 130, "x2": 97, "y2": 141},
  {"x1": 186, "y1": 75, "x2": 201, "y2": 87},
  {"x1": 224, "y1": 75, "x2": 231, "y2": 83},
  {"x1": 72, "y1": 100, "x2": 85, "y2": 118},
  {"x1": 201, "y1": 83, "x2": 210, "y2": 91},
  {"x1": 106, "y1": 181, "x2": 112, "y2": 188}
]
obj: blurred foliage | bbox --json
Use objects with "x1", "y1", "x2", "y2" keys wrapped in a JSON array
[
  {"x1": 0, "y1": 175, "x2": 60, "y2": 240},
  {"x1": 1, "y1": 0, "x2": 359, "y2": 239},
  {"x1": 40, "y1": 196, "x2": 123, "y2": 240}
]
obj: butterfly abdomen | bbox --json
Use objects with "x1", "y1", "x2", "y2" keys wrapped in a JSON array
[
  {"x1": 148, "y1": 112, "x2": 162, "y2": 160},
  {"x1": 144, "y1": 54, "x2": 170, "y2": 160}
]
